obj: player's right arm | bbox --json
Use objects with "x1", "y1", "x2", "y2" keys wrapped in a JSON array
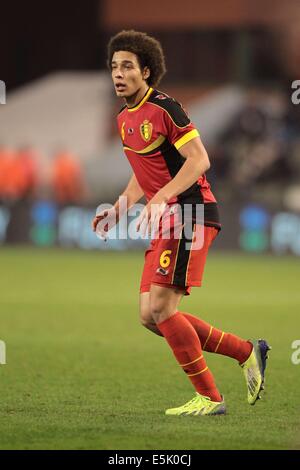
[
  {"x1": 117, "y1": 172, "x2": 144, "y2": 211},
  {"x1": 92, "y1": 173, "x2": 144, "y2": 232}
]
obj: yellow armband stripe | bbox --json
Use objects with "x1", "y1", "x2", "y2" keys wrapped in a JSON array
[{"x1": 174, "y1": 129, "x2": 200, "y2": 150}]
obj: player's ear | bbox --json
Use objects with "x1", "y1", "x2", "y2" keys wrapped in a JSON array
[{"x1": 143, "y1": 67, "x2": 150, "y2": 81}]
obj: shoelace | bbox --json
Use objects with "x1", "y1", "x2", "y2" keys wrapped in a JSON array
[
  {"x1": 180, "y1": 395, "x2": 201, "y2": 410},
  {"x1": 181, "y1": 394, "x2": 210, "y2": 410}
]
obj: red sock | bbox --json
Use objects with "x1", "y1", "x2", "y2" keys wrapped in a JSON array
[
  {"x1": 180, "y1": 312, "x2": 252, "y2": 364},
  {"x1": 157, "y1": 312, "x2": 222, "y2": 402}
]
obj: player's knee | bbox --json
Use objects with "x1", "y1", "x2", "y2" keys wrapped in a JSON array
[
  {"x1": 140, "y1": 315, "x2": 153, "y2": 330},
  {"x1": 149, "y1": 298, "x2": 169, "y2": 324},
  {"x1": 139, "y1": 306, "x2": 154, "y2": 330}
]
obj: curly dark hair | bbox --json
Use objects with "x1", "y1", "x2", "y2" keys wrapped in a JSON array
[{"x1": 107, "y1": 30, "x2": 166, "y2": 87}]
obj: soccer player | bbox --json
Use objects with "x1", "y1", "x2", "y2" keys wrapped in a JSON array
[{"x1": 92, "y1": 30, "x2": 271, "y2": 416}]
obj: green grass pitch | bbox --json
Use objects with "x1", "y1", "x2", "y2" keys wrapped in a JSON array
[{"x1": 0, "y1": 247, "x2": 299, "y2": 450}]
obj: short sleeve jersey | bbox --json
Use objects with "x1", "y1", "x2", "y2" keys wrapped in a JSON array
[{"x1": 117, "y1": 87, "x2": 220, "y2": 228}]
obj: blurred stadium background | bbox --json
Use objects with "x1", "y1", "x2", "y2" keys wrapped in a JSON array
[
  {"x1": 0, "y1": 0, "x2": 300, "y2": 450},
  {"x1": 1, "y1": 0, "x2": 300, "y2": 253}
]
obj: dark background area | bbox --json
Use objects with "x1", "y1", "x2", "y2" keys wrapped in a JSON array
[
  {"x1": 1, "y1": 0, "x2": 103, "y2": 90},
  {"x1": 1, "y1": 0, "x2": 291, "y2": 92}
]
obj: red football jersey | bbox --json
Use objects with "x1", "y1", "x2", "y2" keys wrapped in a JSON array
[{"x1": 117, "y1": 87, "x2": 220, "y2": 228}]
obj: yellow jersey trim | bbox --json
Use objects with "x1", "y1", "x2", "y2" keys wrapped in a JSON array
[
  {"x1": 171, "y1": 228, "x2": 183, "y2": 285},
  {"x1": 174, "y1": 129, "x2": 200, "y2": 150},
  {"x1": 123, "y1": 135, "x2": 165, "y2": 155},
  {"x1": 127, "y1": 87, "x2": 153, "y2": 113},
  {"x1": 185, "y1": 224, "x2": 196, "y2": 286}
]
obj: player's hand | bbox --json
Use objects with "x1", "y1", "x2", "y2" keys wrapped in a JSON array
[
  {"x1": 92, "y1": 210, "x2": 106, "y2": 232},
  {"x1": 92, "y1": 207, "x2": 118, "y2": 241},
  {"x1": 136, "y1": 195, "x2": 167, "y2": 237}
]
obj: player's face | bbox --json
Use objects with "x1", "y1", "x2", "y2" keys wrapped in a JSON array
[{"x1": 111, "y1": 51, "x2": 149, "y2": 99}]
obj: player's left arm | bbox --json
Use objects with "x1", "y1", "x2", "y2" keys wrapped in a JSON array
[
  {"x1": 148, "y1": 98, "x2": 210, "y2": 204},
  {"x1": 157, "y1": 135, "x2": 210, "y2": 202}
]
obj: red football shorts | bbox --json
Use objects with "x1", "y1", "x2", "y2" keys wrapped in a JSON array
[{"x1": 140, "y1": 223, "x2": 219, "y2": 296}]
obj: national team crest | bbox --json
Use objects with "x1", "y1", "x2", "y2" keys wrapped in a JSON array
[{"x1": 140, "y1": 120, "x2": 153, "y2": 142}]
